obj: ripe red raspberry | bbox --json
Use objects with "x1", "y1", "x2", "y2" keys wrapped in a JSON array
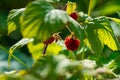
[
  {"x1": 44, "y1": 37, "x2": 54, "y2": 44},
  {"x1": 64, "y1": 36, "x2": 80, "y2": 51},
  {"x1": 70, "y1": 12, "x2": 78, "y2": 20}
]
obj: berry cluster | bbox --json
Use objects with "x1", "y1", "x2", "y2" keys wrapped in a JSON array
[{"x1": 43, "y1": 33, "x2": 80, "y2": 51}]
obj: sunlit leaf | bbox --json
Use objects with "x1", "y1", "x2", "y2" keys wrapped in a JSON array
[
  {"x1": 85, "y1": 16, "x2": 120, "y2": 54},
  {"x1": 66, "y1": 1, "x2": 76, "y2": 15},
  {"x1": 20, "y1": 0, "x2": 84, "y2": 46},
  {"x1": 97, "y1": 28, "x2": 119, "y2": 51},
  {"x1": 21, "y1": 0, "x2": 54, "y2": 41},
  {"x1": 7, "y1": 8, "x2": 25, "y2": 35},
  {"x1": 95, "y1": 17, "x2": 120, "y2": 51},
  {"x1": 107, "y1": 17, "x2": 120, "y2": 25},
  {"x1": 8, "y1": 38, "x2": 34, "y2": 67},
  {"x1": 28, "y1": 42, "x2": 62, "y2": 60},
  {"x1": 38, "y1": 9, "x2": 69, "y2": 42},
  {"x1": 21, "y1": 0, "x2": 70, "y2": 43},
  {"x1": 85, "y1": 25, "x2": 103, "y2": 54}
]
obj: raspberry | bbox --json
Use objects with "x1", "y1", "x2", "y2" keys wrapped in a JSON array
[
  {"x1": 70, "y1": 12, "x2": 78, "y2": 20},
  {"x1": 44, "y1": 37, "x2": 54, "y2": 44},
  {"x1": 64, "y1": 36, "x2": 80, "y2": 51}
]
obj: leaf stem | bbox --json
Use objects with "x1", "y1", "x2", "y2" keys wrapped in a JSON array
[
  {"x1": 66, "y1": 24, "x2": 72, "y2": 34},
  {"x1": 111, "y1": 71, "x2": 118, "y2": 77},
  {"x1": 88, "y1": 0, "x2": 93, "y2": 16},
  {"x1": 0, "y1": 45, "x2": 30, "y2": 69}
]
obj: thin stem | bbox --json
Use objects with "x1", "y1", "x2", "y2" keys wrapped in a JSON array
[
  {"x1": 66, "y1": 24, "x2": 72, "y2": 34},
  {"x1": 0, "y1": 45, "x2": 30, "y2": 69},
  {"x1": 88, "y1": 0, "x2": 93, "y2": 16},
  {"x1": 43, "y1": 44, "x2": 48, "y2": 55},
  {"x1": 111, "y1": 72, "x2": 118, "y2": 77}
]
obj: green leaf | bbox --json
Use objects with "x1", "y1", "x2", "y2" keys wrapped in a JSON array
[
  {"x1": 21, "y1": 0, "x2": 69, "y2": 43},
  {"x1": 109, "y1": 51, "x2": 120, "y2": 68},
  {"x1": 85, "y1": 16, "x2": 120, "y2": 54},
  {"x1": 69, "y1": 17, "x2": 85, "y2": 48},
  {"x1": 21, "y1": 0, "x2": 54, "y2": 40},
  {"x1": 27, "y1": 42, "x2": 62, "y2": 60},
  {"x1": 107, "y1": 17, "x2": 120, "y2": 25},
  {"x1": 7, "y1": 8, "x2": 25, "y2": 35},
  {"x1": 38, "y1": 9, "x2": 69, "y2": 42},
  {"x1": 8, "y1": 38, "x2": 34, "y2": 67},
  {"x1": 97, "y1": 28, "x2": 119, "y2": 51},
  {"x1": 20, "y1": 0, "x2": 84, "y2": 45},
  {"x1": 95, "y1": 17, "x2": 120, "y2": 51},
  {"x1": 85, "y1": 25, "x2": 103, "y2": 54},
  {"x1": 69, "y1": 17, "x2": 85, "y2": 40}
]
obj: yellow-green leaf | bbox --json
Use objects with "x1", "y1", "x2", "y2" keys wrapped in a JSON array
[
  {"x1": 21, "y1": 0, "x2": 70, "y2": 43},
  {"x1": 85, "y1": 26, "x2": 103, "y2": 54},
  {"x1": 85, "y1": 16, "x2": 120, "y2": 53},
  {"x1": 21, "y1": 0, "x2": 54, "y2": 41},
  {"x1": 66, "y1": 1, "x2": 76, "y2": 15},
  {"x1": 95, "y1": 17, "x2": 120, "y2": 51},
  {"x1": 28, "y1": 42, "x2": 62, "y2": 61},
  {"x1": 107, "y1": 17, "x2": 120, "y2": 25},
  {"x1": 7, "y1": 8, "x2": 25, "y2": 35},
  {"x1": 8, "y1": 22, "x2": 17, "y2": 35},
  {"x1": 97, "y1": 28, "x2": 118, "y2": 51},
  {"x1": 8, "y1": 38, "x2": 34, "y2": 67}
]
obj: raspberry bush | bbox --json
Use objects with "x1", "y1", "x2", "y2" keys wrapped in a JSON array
[{"x1": 0, "y1": 0, "x2": 120, "y2": 80}]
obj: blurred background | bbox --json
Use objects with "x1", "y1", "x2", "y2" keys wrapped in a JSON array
[{"x1": 0, "y1": 0, "x2": 120, "y2": 73}]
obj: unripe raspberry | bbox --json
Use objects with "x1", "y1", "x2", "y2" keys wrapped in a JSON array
[
  {"x1": 44, "y1": 37, "x2": 54, "y2": 44},
  {"x1": 70, "y1": 12, "x2": 78, "y2": 20},
  {"x1": 64, "y1": 35, "x2": 80, "y2": 51}
]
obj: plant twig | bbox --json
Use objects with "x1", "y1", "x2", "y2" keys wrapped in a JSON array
[
  {"x1": 43, "y1": 44, "x2": 48, "y2": 55},
  {"x1": 88, "y1": 0, "x2": 93, "y2": 16},
  {"x1": 65, "y1": 23, "x2": 72, "y2": 34}
]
